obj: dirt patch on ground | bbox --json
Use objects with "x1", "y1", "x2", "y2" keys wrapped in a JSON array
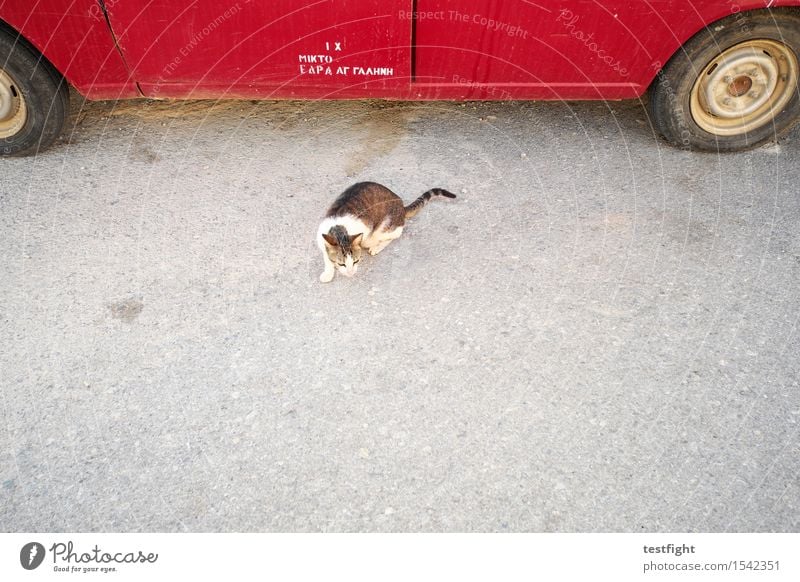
[
  {"x1": 69, "y1": 96, "x2": 412, "y2": 172},
  {"x1": 343, "y1": 103, "x2": 411, "y2": 176},
  {"x1": 74, "y1": 96, "x2": 306, "y2": 128},
  {"x1": 107, "y1": 298, "x2": 144, "y2": 323},
  {"x1": 97, "y1": 99, "x2": 249, "y2": 120}
]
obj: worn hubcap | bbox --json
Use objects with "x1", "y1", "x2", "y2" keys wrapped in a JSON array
[
  {"x1": 0, "y1": 67, "x2": 27, "y2": 139},
  {"x1": 728, "y1": 75, "x2": 753, "y2": 97},
  {"x1": 690, "y1": 40, "x2": 799, "y2": 136}
]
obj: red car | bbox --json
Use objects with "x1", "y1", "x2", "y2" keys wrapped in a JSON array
[{"x1": 1, "y1": 1, "x2": 799, "y2": 155}]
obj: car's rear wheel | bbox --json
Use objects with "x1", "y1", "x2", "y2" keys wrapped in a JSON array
[
  {"x1": 649, "y1": 9, "x2": 800, "y2": 151},
  {"x1": 0, "y1": 25, "x2": 69, "y2": 157}
]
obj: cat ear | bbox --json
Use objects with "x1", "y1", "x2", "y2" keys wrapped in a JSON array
[
  {"x1": 351, "y1": 233, "x2": 363, "y2": 246},
  {"x1": 322, "y1": 233, "x2": 338, "y2": 246}
]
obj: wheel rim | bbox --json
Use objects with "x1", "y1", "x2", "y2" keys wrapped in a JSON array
[
  {"x1": 690, "y1": 39, "x2": 799, "y2": 137},
  {"x1": 0, "y1": 67, "x2": 28, "y2": 139}
]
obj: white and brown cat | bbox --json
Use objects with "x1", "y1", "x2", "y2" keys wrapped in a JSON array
[{"x1": 316, "y1": 182, "x2": 456, "y2": 282}]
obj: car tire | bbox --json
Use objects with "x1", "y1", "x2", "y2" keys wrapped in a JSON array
[
  {"x1": 0, "y1": 25, "x2": 69, "y2": 157},
  {"x1": 649, "y1": 9, "x2": 800, "y2": 152}
]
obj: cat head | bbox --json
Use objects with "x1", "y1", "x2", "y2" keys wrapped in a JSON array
[{"x1": 322, "y1": 229, "x2": 363, "y2": 277}]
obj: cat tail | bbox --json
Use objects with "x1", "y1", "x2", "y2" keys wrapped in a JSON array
[{"x1": 404, "y1": 188, "x2": 457, "y2": 219}]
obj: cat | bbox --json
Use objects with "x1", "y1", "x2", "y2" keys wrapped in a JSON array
[{"x1": 316, "y1": 181, "x2": 456, "y2": 282}]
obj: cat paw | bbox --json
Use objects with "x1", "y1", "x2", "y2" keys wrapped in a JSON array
[
  {"x1": 368, "y1": 247, "x2": 380, "y2": 256},
  {"x1": 319, "y1": 271, "x2": 334, "y2": 283}
]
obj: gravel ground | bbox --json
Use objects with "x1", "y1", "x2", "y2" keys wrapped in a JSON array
[{"x1": 1, "y1": 94, "x2": 799, "y2": 532}]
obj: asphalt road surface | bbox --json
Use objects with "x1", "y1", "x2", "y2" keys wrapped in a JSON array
[{"x1": 2, "y1": 95, "x2": 799, "y2": 532}]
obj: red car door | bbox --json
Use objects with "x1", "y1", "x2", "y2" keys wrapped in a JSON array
[
  {"x1": 412, "y1": 0, "x2": 731, "y2": 100},
  {"x1": 104, "y1": 0, "x2": 412, "y2": 99}
]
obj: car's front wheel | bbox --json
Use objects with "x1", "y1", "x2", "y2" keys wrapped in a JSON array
[
  {"x1": 1, "y1": 25, "x2": 69, "y2": 157},
  {"x1": 649, "y1": 9, "x2": 800, "y2": 151}
]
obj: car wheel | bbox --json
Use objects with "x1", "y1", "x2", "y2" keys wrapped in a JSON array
[
  {"x1": 649, "y1": 9, "x2": 800, "y2": 152},
  {"x1": 0, "y1": 26, "x2": 69, "y2": 157}
]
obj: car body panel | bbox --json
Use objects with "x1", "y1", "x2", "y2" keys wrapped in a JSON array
[
  {"x1": 104, "y1": 0, "x2": 411, "y2": 99},
  {"x1": 2, "y1": 0, "x2": 799, "y2": 101},
  {"x1": 0, "y1": 0, "x2": 138, "y2": 99},
  {"x1": 412, "y1": 0, "x2": 800, "y2": 100}
]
